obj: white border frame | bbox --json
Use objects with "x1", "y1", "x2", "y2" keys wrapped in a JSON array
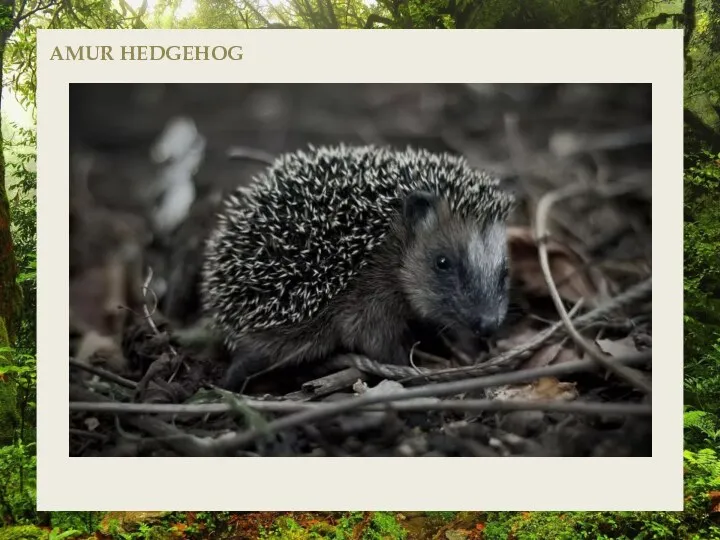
[{"x1": 37, "y1": 29, "x2": 683, "y2": 511}]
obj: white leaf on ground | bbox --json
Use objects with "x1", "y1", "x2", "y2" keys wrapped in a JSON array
[
  {"x1": 358, "y1": 379, "x2": 440, "y2": 406},
  {"x1": 596, "y1": 336, "x2": 638, "y2": 357}
]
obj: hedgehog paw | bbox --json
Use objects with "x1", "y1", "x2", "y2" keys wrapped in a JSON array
[{"x1": 222, "y1": 348, "x2": 273, "y2": 392}]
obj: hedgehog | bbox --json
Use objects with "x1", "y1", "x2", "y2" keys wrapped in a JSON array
[{"x1": 201, "y1": 144, "x2": 515, "y2": 390}]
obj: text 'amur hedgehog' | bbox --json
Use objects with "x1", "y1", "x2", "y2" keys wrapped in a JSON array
[{"x1": 201, "y1": 145, "x2": 515, "y2": 390}]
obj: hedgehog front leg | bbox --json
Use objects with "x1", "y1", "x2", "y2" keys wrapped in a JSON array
[
  {"x1": 222, "y1": 324, "x2": 337, "y2": 391},
  {"x1": 222, "y1": 338, "x2": 275, "y2": 391},
  {"x1": 334, "y1": 304, "x2": 414, "y2": 367}
]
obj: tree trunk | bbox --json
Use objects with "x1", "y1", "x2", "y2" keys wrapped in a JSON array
[{"x1": 0, "y1": 10, "x2": 20, "y2": 345}]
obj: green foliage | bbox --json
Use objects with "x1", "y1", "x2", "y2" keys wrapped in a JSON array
[
  {"x1": 0, "y1": 524, "x2": 46, "y2": 540},
  {"x1": 424, "y1": 511, "x2": 456, "y2": 524},
  {"x1": 48, "y1": 528, "x2": 83, "y2": 540},
  {"x1": 2, "y1": 123, "x2": 36, "y2": 446},
  {"x1": 364, "y1": 512, "x2": 408, "y2": 540},
  {"x1": 0, "y1": 319, "x2": 19, "y2": 447},
  {"x1": 165, "y1": 0, "x2": 374, "y2": 29},
  {"x1": 333, "y1": 511, "x2": 365, "y2": 537},
  {"x1": 3, "y1": 122, "x2": 37, "y2": 445},
  {"x1": 683, "y1": 448, "x2": 720, "y2": 521},
  {"x1": 685, "y1": 407, "x2": 720, "y2": 448},
  {"x1": 258, "y1": 517, "x2": 310, "y2": 539},
  {"x1": 47, "y1": 512, "x2": 402, "y2": 540},
  {"x1": 255, "y1": 512, "x2": 406, "y2": 539},
  {"x1": 0, "y1": 347, "x2": 36, "y2": 446},
  {"x1": 484, "y1": 512, "x2": 577, "y2": 539},
  {"x1": 169, "y1": 0, "x2": 269, "y2": 29},
  {"x1": 49, "y1": 513, "x2": 102, "y2": 536},
  {"x1": 4, "y1": 0, "x2": 146, "y2": 115},
  {"x1": 684, "y1": 151, "x2": 720, "y2": 414},
  {"x1": 0, "y1": 443, "x2": 37, "y2": 526},
  {"x1": 149, "y1": 0, "x2": 656, "y2": 29},
  {"x1": 684, "y1": 1, "x2": 720, "y2": 128},
  {"x1": 182, "y1": 511, "x2": 237, "y2": 536}
]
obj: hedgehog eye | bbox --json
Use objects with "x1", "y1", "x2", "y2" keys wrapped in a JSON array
[{"x1": 435, "y1": 256, "x2": 452, "y2": 271}]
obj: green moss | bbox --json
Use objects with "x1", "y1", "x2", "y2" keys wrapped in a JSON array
[
  {"x1": 0, "y1": 525, "x2": 46, "y2": 540},
  {"x1": 362, "y1": 513, "x2": 407, "y2": 540},
  {"x1": 252, "y1": 513, "x2": 408, "y2": 540},
  {"x1": 424, "y1": 511, "x2": 456, "y2": 523},
  {"x1": 259, "y1": 517, "x2": 311, "y2": 539}
]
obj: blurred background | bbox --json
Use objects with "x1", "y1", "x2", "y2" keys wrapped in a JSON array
[{"x1": 69, "y1": 83, "x2": 651, "y2": 325}]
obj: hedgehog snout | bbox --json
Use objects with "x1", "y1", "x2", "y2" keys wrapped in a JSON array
[
  {"x1": 458, "y1": 284, "x2": 508, "y2": 338},
  {"x1": 468, "y1": 314, "x2": 501, "y2": 337}
]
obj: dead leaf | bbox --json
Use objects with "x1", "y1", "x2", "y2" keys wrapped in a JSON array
[
  {"x1": 524, "y1": 341, "x2": 563, "y2": 369},
  {"x1": 75, "y1": 331, "x2": 129, "y2": 375},
  {"x1": 524, "y1": 341, "x2": 579, "y2": 369},
  {"x1": 596, "y1": 336, "x2": 638, "y2": 358},
  {"x1": 533, "y1": 377, "x2": 578, "y2": 400},
  {"x1": 70, "y1": 266, "x2": 125, "y2": 338},
  {"x1": 495, "y1": 320, "x2": 538, "y2": 353},
  {"x1": 709, "y1": 490, "x2": 720, "y2": 514},
  {"x1": 75, "y1": 331, "x2": 118, "y2": 363},
  {"x1": 489, "y1": 377, "x2": 578, "y2": 402},
  {"x1": 507, "y1": 226, "x2": 608, "y2": 306},
  {"x1": 633, "y1": 332, "x2": 652, "y2": 350}
]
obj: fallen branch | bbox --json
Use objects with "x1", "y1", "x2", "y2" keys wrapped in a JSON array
[
  {"x1": 69, "y1": 358, "x2": 137, "y2": 390},
  {"x1": 212, "y1": 353, "x2": 650, "y2": 455},
  {"x1": 69, "y1": 398, "x2": 651, "y2": 418}
]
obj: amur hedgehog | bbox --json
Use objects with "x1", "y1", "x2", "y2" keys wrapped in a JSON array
[{"x1": 201, "y1": 145, "x2": 515, "y2": 390}]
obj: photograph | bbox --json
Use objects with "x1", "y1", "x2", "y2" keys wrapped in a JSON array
[{"x1": 68, "y1": 82, "x2": 653, "y2": 458}]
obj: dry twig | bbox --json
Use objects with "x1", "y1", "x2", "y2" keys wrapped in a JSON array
[
  {"x1": 69, "y1": 398, "x2": 651, "y2": 418},
  {"x1": 534, "y1": 182, "x2": 652, "y2": 394},
  {"x1": 212, "y1": 353, "x2": 649, "y2": 454},
  {"x1": 69, "y1": 358, "x2": 137, "y2": 390}
]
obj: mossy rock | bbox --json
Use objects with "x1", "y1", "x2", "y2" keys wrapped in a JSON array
[
  {"x1": 98, "y1": 512, "x2": 169, "y2": 535},
  {"x1": 0, "y1": 524, "x2": 47, "y2": 540}
]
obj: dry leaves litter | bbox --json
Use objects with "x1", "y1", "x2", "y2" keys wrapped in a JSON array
[{"x1": 507, "y1": 225, "x2": 609, "y2": 306}]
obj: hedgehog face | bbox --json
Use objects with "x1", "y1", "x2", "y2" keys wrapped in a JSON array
[{"x1": 399, "y1": 191, "x2": 510, "y2": 340}]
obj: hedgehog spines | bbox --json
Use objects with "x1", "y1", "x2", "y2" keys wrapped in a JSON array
[{"x1": 201, "y1": 144, "x2": 514, "y2": 347}]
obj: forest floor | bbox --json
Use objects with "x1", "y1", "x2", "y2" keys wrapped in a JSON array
[
  {"x1": 9, "y1": 511, "x2": 492, "y2": 539},
  {"x1": 68, "y1": 83, "x2": 653, "y2": 458}
]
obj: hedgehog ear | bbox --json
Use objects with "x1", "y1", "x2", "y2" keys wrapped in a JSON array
[{"x1": 403, "y1": 190, "x2": 439, "y2": 233}]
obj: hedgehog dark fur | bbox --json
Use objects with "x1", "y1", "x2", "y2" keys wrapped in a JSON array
[{"x1": 201, "y1": 144, "x2": 515, "y2": 390}]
